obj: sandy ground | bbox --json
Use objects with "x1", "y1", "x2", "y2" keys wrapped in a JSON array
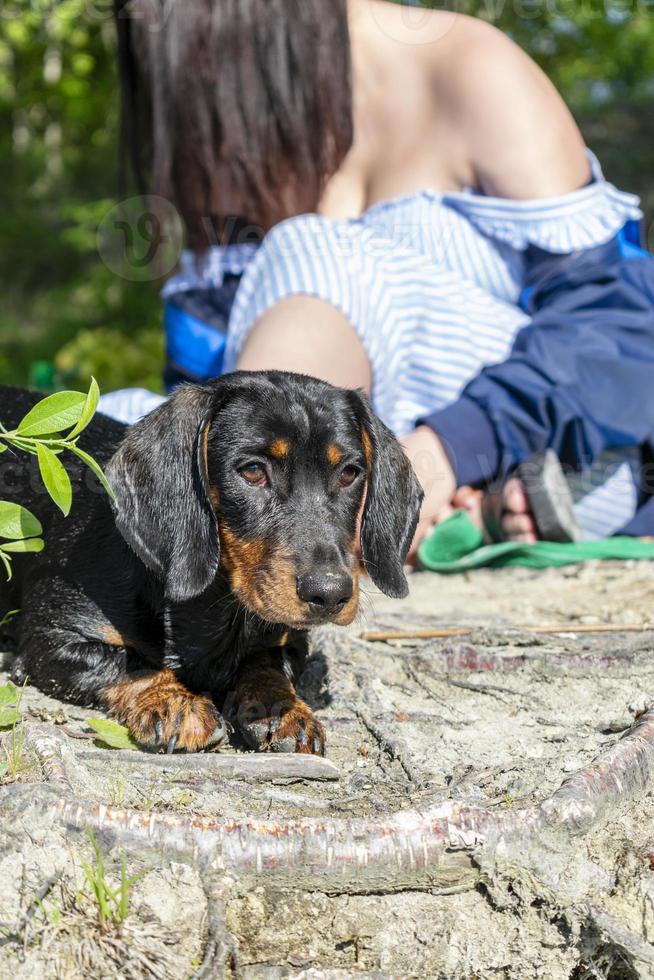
[{"x1": 1, "y1": 560, "x2": 654, "y2": 978}]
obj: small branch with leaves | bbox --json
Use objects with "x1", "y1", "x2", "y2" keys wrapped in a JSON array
[{"x1": 0, "y1": 379, "x2": 113, "y2": 580}]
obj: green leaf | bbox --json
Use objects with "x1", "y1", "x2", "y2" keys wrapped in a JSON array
[
  {"x1": 87, "y1": 718, "x2": 138, "y2": 751},
  {"x1": 68, "y1": 445, "x2": 115, "y2": 501},
  {"x1": 67, "y1": 378, "x2": 100, "y2": 440},
  {"x1": 36, "y1": 443, "x2": 72, "y2": 516},
  {"x1": 0, "y1": 551, "x2": 11, "y2": 582},
  {"x1": 16, "y1": 390, "x2": 87, "y2": 438},
  {"x1": 0, "y1": 708, "x2": 20, "y2": 729},
  {"x1": 0, "y1": 683, "x2": 18, "y2": 708},
  {"x1": 0, "y1": 609, "x2": 19, "y2": 629},
  {"x1": 1, "y1": 538, "x2": 45, "y2": 554},
  {"x1": 0, "y1": 444, "x2": 7, "y2": 454},
  {"x1": 0, "y1": 502, "x2": 42, "y2": 540}
]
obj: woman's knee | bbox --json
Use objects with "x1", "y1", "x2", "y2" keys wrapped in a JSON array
[{"x1": 236, "y1": 295, "x2": 372, "y2": 392}]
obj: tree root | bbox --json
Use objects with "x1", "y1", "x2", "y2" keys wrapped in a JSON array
[
  {"x1": 7, "y1": 707, "x2": 654, "y2": 897},
  {"x1": 542, "y1": 702, "x2": 654, "y2": 833},
  {"x1": 194, "y1": 874, "x2": 239, "y2": 980}
]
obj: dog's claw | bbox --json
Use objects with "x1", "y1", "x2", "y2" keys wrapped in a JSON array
[
  {"x1": 118, "y1": 685, "x2": 228, "y2": 754},
  {"x1": 244, "y1": 721, "x2": 270, "y2": 747},
  {"x1": 272, "y1": 736, "x2": 297, "y2": 754},
  {"x1": 236, "y1": 697, "x2": 325, "y2": 755},
  {"x1": 206, "y1": 721, "x2": 228, "y2": 748}
]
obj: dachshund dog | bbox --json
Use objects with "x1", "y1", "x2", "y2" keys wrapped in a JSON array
[{"x1": 0, "y1": 372, "x2": 422, "y2": 754}]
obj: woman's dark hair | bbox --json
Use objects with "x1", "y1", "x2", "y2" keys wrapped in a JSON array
[{"x1": 114, "y1": 0, "x2": 353, "y2": 248}]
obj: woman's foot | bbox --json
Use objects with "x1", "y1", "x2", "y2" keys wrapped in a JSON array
[{"x1": 453, "y1": 480, "x2": 539, "y2": 544}]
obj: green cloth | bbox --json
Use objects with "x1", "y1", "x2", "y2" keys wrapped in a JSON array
[{"x1": 418, "y1": 509, "x2": 654, "y2": 573}]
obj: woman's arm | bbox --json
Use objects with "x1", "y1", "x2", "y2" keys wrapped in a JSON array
[
  {"x1": 423, "y1": 240, "x2": 654, "y2": 487},
  {"x1": 435, "y1": 17, "x2": 590, "y2": 198}
]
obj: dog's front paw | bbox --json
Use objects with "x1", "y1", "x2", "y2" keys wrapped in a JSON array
[
  {"x1": 103, "y1": 669, "x2": 227, "y2": 753},
  {"x1": 239, "y1": 697, "x2": 325, "y2": 756}
]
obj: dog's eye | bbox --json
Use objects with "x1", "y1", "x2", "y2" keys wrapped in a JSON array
[
  {"x1": 239, "y1": 463, "x2": 268, "y2": 487},
  {"x1": 338, "y1": 465, "x2": 360, "y2": 488}
]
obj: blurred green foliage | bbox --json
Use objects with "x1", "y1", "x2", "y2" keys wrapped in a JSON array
[
  {"x1": 1, "y1": 0, "x2": 652, "y2": 394},
  {"x1": 0, "y1": 0, "x2": 164, "y2": 393}
]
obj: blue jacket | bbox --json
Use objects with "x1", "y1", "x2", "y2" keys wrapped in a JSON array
[{"x1": 424, "y1": 235, "x2": 654, "y2": 531}]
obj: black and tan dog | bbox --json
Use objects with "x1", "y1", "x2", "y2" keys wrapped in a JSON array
[{"x1": 0, "y1": 372, "x2": 422, "y2": 754}]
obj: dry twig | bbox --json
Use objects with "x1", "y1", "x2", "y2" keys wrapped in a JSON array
[{"x1": 361, "y1": 623, "x2": 654, "y2": 642}]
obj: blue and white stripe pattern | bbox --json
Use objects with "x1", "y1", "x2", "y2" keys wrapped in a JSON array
[
  {"x1": 100, "y1": 152, "x2": 644, "y2": 540},
  {"x1": 160, "y1": 242, "x2": 258, "y2": 298},
  {"x1": 224, "y1": 152, "x2": 643, "y2": 539}
]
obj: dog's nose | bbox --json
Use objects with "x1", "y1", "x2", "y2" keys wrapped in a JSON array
[{"x1": 296, "y1": 570, "x2": 353, "y2": 615}]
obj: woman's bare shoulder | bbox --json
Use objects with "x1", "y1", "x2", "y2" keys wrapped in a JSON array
[
  {"x1": 354, "y1": 3, "x2": 506, "y2": 60},
  {"x1": 353, "y1": 0, "x2": 468, "y2": 49},
  {"x1": 427, "y1": 16, "x2": 591, "y2": 197}
]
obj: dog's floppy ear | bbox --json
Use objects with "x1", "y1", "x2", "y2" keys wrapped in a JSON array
[
  {"x1": 352, "y1": 393, "x2": 424, "y2": 599},
  {"x1": 106, "y1": 384, "x2": 220, "y2": 603}
]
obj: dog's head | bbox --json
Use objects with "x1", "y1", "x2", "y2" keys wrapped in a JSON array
[{"x1": 107, "y1": 372, "x2": 423, "y2": 626}]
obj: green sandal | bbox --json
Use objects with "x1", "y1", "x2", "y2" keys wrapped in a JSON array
[
  {"x1": 419, "y1": 449, "x2": 654, "y2": 573},
  {"x1": 418, "y1": 509, "x2": 654, "y2": 572}
]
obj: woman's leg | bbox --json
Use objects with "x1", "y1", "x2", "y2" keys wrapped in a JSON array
[{"x1": 236, "y1": 296, "x2": 372, "y2": 392}]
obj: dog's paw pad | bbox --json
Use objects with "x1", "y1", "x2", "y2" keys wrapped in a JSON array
[{"x1": 206, "y1": 719, "x2": 231, "y2": 748}]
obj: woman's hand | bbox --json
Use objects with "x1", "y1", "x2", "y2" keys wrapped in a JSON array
[{"x1": 400, "y1": 425, "x2": 457, "y2": 561}]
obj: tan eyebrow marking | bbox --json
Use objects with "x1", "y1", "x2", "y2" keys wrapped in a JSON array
[
  {"x1": 100, "y1": 625, "x2": 129, "y2": 647},
  {"x1": 326, "y1": 443, "x2": 342, "y2": 466},
  {"x1": 202, "y1": 423, "x2": 220, "y2": 510},
  {"x1": 202, "y1": 423, "x2": 210, "y2": 471},
  {"x1": 361, "y1": 429, "x2": 373, "y2": 471},
  {"x1": 269, "y1": 438, "x2": 289, "y2": 459}
]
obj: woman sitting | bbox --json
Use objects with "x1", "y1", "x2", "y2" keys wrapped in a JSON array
[{"x1": 109, "y1": 0, "x2": 654, "y2": 554}]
